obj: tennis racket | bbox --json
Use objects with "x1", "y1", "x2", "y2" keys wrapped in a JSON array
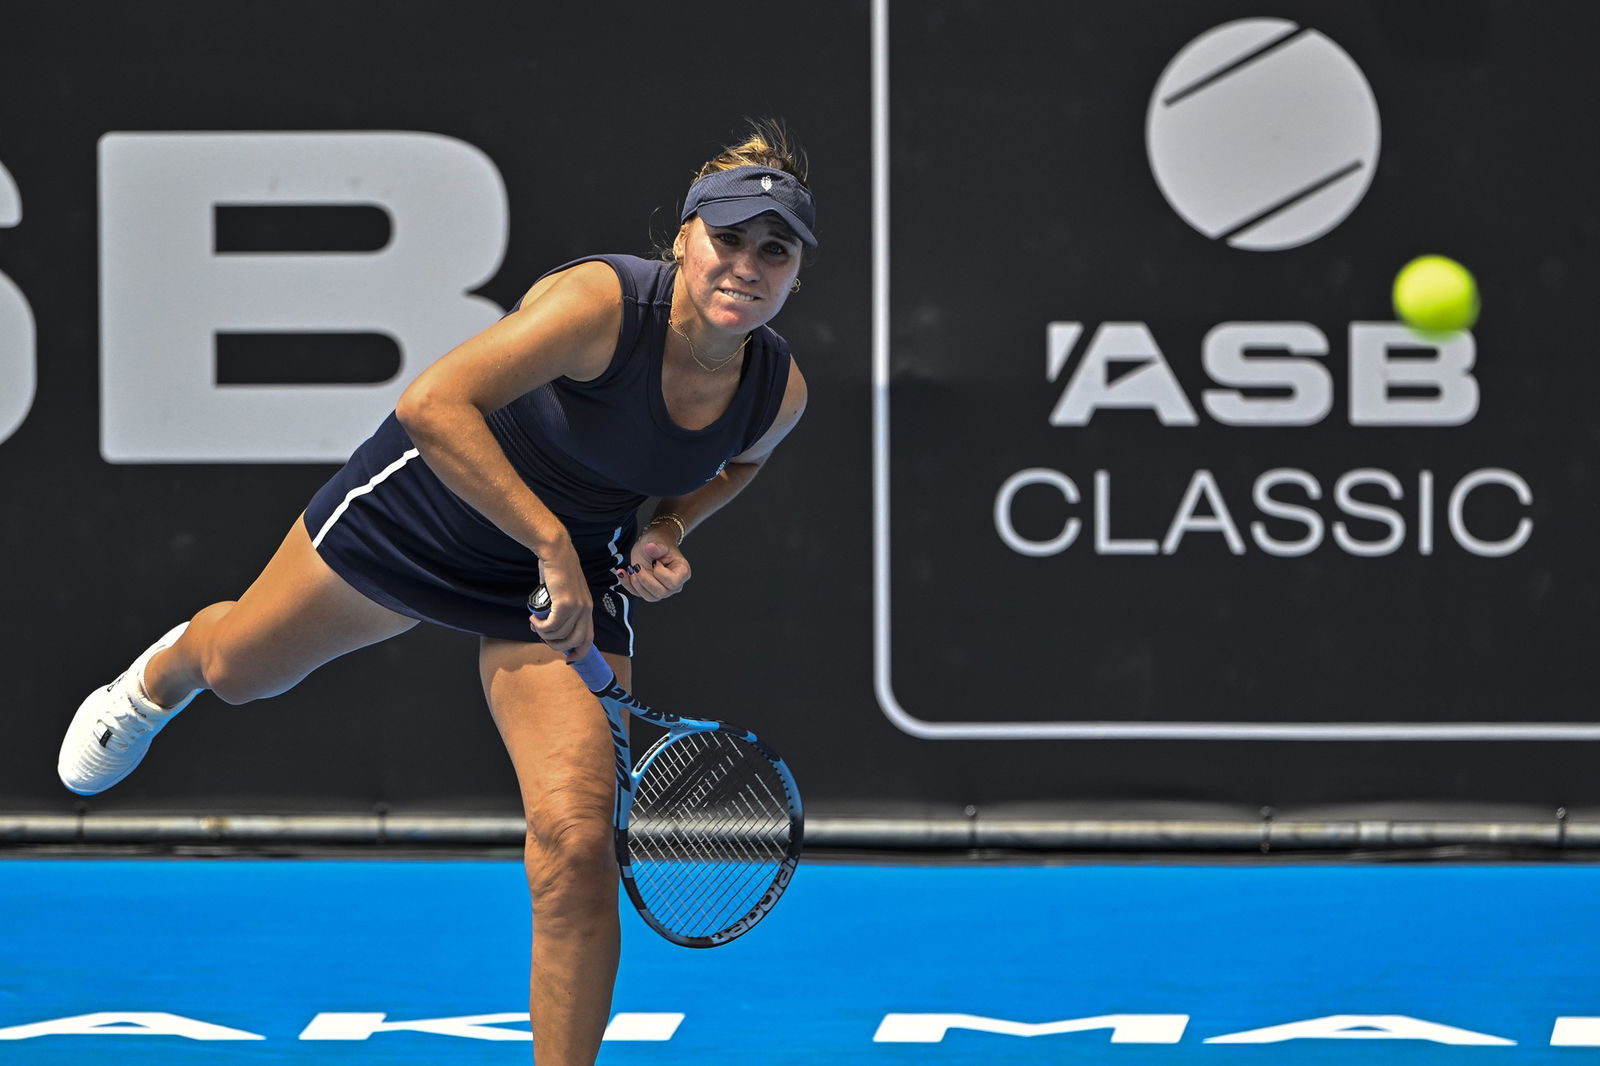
[{"x1": 528, "y1": 586, "x2": 804, "y2": 948}]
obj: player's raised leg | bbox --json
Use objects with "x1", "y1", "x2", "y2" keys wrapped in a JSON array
[
  {"x1": 58, "y1": 515, "x2": 418, "y2": 794},
  {"x1": 480, "y1": 636, "x2": 630, "y2": 1066}
]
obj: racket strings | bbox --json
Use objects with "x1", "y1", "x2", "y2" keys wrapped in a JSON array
[
  {"x1": 627, "y1": 730, "x2": 794, "y2": 939},
  {"x1": 637, "y1": 734, "x2": 790, "y2": 854},
  {"x1": 633, "y1": 737, "x2": 785, "y2": 874},
  {"x1": 637, "y1": 788, "x2": 781, "y2": 933},
  {"x1": 637, "y1": 814, "x2": 781, "y2": 936},
  {"x1": 639, "y1": 784, "x2": 781, "y2": 931},
  {"x1": 635, "y1": 783, "x2": 771, "y2": 931}
]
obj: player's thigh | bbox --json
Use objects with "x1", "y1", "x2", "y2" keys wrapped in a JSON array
[
  {"x1": 478, "y1": 638, "x2": 631, "y2": 829},
  {"x1": 201, "y1": 515, "x2": 418, "y2": 700}
]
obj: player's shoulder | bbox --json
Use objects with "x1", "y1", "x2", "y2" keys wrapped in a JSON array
[
  {"x1": 764, "y1": 329, "x2": 806, "y2": 419},
  {"x1": 511, "y1": 259, "x2": 628, "y2": 347},
  {"x1": 528, "y1": 258, "x2": 626, "y2": 309},
  {"x1": 781, "y1": 353, "x2": 807, "y2": 415},
  {"x1": 500, "y1": 260, "x2": 629, "y2": 380}
]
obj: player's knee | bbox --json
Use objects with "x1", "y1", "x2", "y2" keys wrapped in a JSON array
[
  {"x1": 195, "y1": 607, "x2": 281, "y2": 706},
  {"x1": 525, "y1": 812, "x2": 615, "y2": 910},
  {"x1": 201, "y1": 654, "x2": 267, "y2": 706}
]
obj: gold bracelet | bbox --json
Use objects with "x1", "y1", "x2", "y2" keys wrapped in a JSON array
[{"x1": 645, "y1": 512, "x2": 687, "y2": 544}]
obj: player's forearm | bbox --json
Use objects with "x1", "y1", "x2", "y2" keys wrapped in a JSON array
[
  {"x1": 395, "y1": 395, "x2": 571, "y2": 558},
  {"x1": 648, "y1": 461, "x2": 764, "y2": 542}
]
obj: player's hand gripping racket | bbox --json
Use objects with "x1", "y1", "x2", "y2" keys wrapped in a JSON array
[{"x1": 528, "y1": 586, "x2": 803, "y2": 948}]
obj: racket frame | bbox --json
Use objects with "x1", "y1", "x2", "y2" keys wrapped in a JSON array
[
  {"x1": 526, "y1": 588, "x2": 803, "y2": 948},
  {"x1": 602, "y1": 697, "x2": 804, "y2": 947}
]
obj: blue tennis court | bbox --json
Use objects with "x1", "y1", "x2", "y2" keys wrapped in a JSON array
[{"x1": 1, "y1": 857, "x2": 1595, "y2": 1062}]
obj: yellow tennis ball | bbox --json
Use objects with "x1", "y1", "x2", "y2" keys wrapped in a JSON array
[{"x1": 1392, "y1": 255, "x2": 1479, "y2": 333}]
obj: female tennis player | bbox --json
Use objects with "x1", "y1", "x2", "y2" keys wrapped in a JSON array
[{"x1": 57, "y1": 122, "x2": 815, "y2": 1065}]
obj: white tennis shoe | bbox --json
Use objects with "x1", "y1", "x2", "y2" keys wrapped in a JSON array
[{"x1": 58, "y1": 623, "x2": 198, "y2": 795}]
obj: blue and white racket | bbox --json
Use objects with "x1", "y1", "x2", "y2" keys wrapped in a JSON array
[{"x1": 528, "y1": 586, "x2": 804, "y2": 948}]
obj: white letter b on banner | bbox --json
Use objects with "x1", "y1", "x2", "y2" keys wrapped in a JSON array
[
  {"x1": 98, "y1": 132, "x2": 508, "y2": 462},
  {"x1": 0, "y1": 159, "x2": 35, "y2": 447}
]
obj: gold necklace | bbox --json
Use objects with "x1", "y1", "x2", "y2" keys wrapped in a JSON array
[{"x1": 670, "y1": 310, "x2": 749, "y2": 373}]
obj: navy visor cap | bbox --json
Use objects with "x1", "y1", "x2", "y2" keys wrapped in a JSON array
[{"x1": 681, "y1": 165, "x2": 817, "y2": 247}]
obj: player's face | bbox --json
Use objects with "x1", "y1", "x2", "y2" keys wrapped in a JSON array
[{"x1": 674, "y1": 214, "x2": 803, "y2": 335}]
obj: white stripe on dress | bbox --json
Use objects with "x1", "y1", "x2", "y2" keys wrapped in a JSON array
[
  {"x1": 605, "y1": 524, "x2": 637, "y2": 658},
  {"x1": 310, "y1": 448, "x2": 421, "y2": 549},
  {"x1": 620, "y1": 587, "x2": 634, "y2": 658}
]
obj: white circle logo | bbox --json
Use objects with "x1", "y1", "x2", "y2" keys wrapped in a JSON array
[{"x1": 1146, "y1": 18, "x2": 1381, "y2": 251}]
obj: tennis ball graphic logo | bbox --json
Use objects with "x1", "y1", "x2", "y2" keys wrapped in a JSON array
[{"x1": 1147, "y1": 18, "x2": 1381, "y2": 251}]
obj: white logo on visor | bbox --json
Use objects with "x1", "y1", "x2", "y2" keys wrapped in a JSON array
[{"x1": 761, "y1": 176, "x2": 773, "y2": 192}]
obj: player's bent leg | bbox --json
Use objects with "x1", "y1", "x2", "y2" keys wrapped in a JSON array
[
  {"x1": 145, "y1": 515, "x2": 418, "y2": 706},
  {"x1": 58, "y1": 515, "x2": 417, "y2": 795},
  {"x1": 480, "y1": 637, "x2": 631, "y2": 1066}
]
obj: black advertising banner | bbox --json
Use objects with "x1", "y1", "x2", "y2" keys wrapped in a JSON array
[
  {"x1": 4, "y1": 2, "x2": 1600, "y2": 825},
  {"x1": 0, "y1": 1, "x2": 871, "y2": 817},
  {"x1": 876, "y1": 2, "x2": 1598, "y2": 745}
]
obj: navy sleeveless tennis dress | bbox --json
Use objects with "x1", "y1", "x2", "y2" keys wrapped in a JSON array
[{"x1": 302, "y1": 254, "x2": 792, "y2": 654}]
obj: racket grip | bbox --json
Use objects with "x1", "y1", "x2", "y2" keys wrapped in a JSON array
[{"x1": 526, "y1": 588, "x2": 616, "y2": 692}]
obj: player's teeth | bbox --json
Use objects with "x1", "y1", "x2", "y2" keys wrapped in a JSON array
[{"x1": 722, "y1": 290, "x2": 756, "y2": 302}]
